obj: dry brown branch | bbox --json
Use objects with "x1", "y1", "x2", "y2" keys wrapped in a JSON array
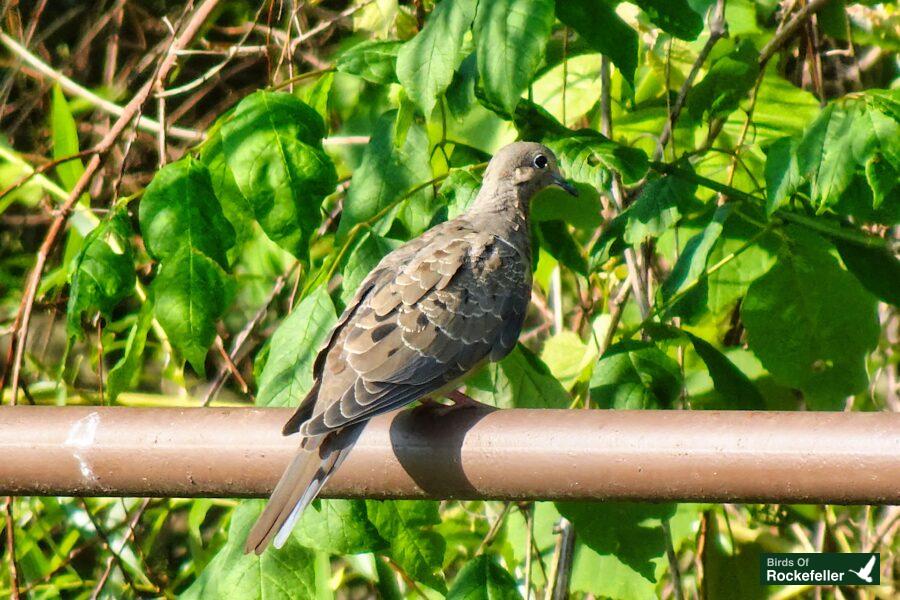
[{"x1": 7, "y1": 0, "x2": 223, "y2": 405}]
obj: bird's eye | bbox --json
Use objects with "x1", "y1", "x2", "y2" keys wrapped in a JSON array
[{"x1": 533, "y1": 154, "x2": 548, "y2": 169}]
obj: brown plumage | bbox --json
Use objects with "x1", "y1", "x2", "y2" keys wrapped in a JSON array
[{"x1": 245, "y1": 141, "x2": 576, "y2": 554}]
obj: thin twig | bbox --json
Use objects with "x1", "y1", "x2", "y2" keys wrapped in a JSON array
[
  {"x1": 653, "y1": 0, "x2": 726, "y2": 162},
  {"x1": 0, "y1": 31, "x2": 201, "y2": 141}
]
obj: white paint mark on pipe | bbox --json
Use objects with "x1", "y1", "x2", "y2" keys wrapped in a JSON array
[{"x1": 64, "y1": 412, "x2": 100, "y2": 483}]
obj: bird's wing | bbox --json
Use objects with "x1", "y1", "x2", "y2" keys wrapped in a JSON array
[
  {"x1": 861, "y1": 555, "x2": 876, "y2": 576},
  {"x1": 296, "y1": 219, "x2": 529, "y2": 437}
]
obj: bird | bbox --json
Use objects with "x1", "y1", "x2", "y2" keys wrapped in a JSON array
[
  {"x1": 848, "y1": 555, "x2": 877, "y2": 583},
  {"x1": 244, "y1": 141, "x2": 577, "y2": 554}
]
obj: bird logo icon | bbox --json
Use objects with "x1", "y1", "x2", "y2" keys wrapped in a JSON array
[{"x1": 847, "y1": 555, "x2": 877, "y2": 583}]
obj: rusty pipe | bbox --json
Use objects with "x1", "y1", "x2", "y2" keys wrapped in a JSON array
[{"x1": 0, "y1": 406, "x2": 898, "y2": 503}]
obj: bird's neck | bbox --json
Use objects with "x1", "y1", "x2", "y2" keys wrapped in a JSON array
[{"x1": 469, "y1": 181, "x2": 531, "y2": 224}]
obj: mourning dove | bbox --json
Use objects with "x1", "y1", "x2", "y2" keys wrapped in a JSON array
[{"x1": 245, "y1": 141, "x2": 577, "y2": 554}]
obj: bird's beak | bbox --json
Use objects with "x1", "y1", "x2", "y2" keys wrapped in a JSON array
[{"x1": 551, "y1": 173, "x2": 578, "y2": 196}]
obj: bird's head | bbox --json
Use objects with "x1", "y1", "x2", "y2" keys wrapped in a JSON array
[{"x1": 482, "y1": 141, "x2": 578, "y2": 200}]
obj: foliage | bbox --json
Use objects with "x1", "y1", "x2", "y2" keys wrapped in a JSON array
[{"x1": 1, "y1": 0, "x2": 898, "y2": 598}]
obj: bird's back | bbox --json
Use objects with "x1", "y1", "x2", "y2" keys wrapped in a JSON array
[{"x1": 290, "y1": 211, "x2": 532, "y2": 439}]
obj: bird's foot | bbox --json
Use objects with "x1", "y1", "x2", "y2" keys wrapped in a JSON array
[{"x1": 445, "y1": 389, "x2": 492, "y2": 410}]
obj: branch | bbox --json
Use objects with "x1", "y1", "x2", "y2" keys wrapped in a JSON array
[
  {"x1": 1, "y1": 406, "x2": 897, "y2": 503},
  {"x1": 0, "y1": 31, "x2": 202, "y2": 142},
  {"x1": 653, "y1": 0, "x2": 726, "y2": 162}
]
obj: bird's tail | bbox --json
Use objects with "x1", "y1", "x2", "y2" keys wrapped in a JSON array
[{"x1": 243, "y1": 425, "x2": 363, "y2": 555}]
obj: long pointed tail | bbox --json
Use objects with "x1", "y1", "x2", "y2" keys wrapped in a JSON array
[{"x1": 244, "y1": 424, "x2": 364, "y2": 555}]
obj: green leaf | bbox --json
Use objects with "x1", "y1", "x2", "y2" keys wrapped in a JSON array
[
  {"x1": 106, "y1": 300, "x2": 154, "y2": 403},
  {"x1": 50, "y1": 85, "x2": 85, "y2": 194},
  {"x1": 540, "y1": 330, "x2": 596, "y2": 390},
  {"x1": 558, "y1": 502, "x2": 676, "y2": 598},
  {"x1": 199, "y1": 122, "x2": 255, "y2": 252},
  {"x1": 446, "y1": 555, "x2": 522, "y2": 600},
  {"x1": 590, "y1": 340, "x2": 682, "y2": 409},
  {"x1": 66, "y1": 212, "x2": 135, "y2": 338},
  {"x1": 623, "y1": 171, "x2": 696, "y2": 244},
  {"x1": 181, "y1": 501, "x2": 317, "y2": 600},
  {"x1": 531, "y1": 186, "x2": 602, "y2": 229},
  {"x1": 556, "y1": 0, "x2": 638, "y2": 88},
  {"x1": 834, "y1": 239, "x2": 900, "y2": 307},
  {"x1": 299, "y1": 72, "x2": 335, "y2": 125},
  {"x1": 397, "y1": 0, "x2": 478, "y2": 116},
  {"x1": 764, "y1": 136, "x2": 802, "y2": 214},
  {"x1": 536, "y1": 220, "x2": 588, "y2": 276},
  {"x1": 661, "y1": 205, "x2": 730, "y2": 303},
  {"x1": 741, "y1": 228, "x2": 880, "y2": 408},
  {"x1": 546, "y1": 130, "x2": 649, "y2": 188},
  {"x1": 340, "y1": 232, "x2": 399, "y2": 304},
  {"x1": 796, "y1": 101, "x2": 892, "y2": 210},
  {"x1": 335, "y1": 40, "x2": 402, "y2": 84},
  {"x1": 221, "y1": 91, "x2": 336, "y2": 258},
  {"x1": 688, "y1": 40, "x2": 760, "y2": 121},
  {"x1": 684, "y1": 332, "x2": 765, "y2": 409},
  {"x1": 139, "y1": 157, "x2": 236, "y2": 269},
  {"x1": 256, "y1": 286, "x2": 337, "y2": 407},
  {"x1": 366, "y1": 500, "x2": 446, "y2": 593},
  {"x1": 153, "y1": 247, "x2": 234, "y2": 376},
  {"x1": 531, "y1": 54, "x2": 603, "y2": 126},
  {"x1": 440, "y1": 168, "x2": 483, "y2": 219},
  {"x1": 337, "y1": 111, "x2": 433, "y2": 240},
  {"x1": 446, "y1": 53, "x2": 478, "y2": 120},
  {"x1": 865, "y1": 153, "x2": 898, "y2": 209},
  {"x1": 473, "y1": 0, "x2": 555, "y2": 115},
  {"x1": 705, "y1": 212, "x2": 778, "y2": 315},
  {"x1": 293, "y1": 500, "x2": 386, "y2": 555},
  {"x1": 633, "y1": 0, "x2": 703, "y2": 40},
  {"x1": 467, "y1": 344, "x2": 571, "y2": 408}
]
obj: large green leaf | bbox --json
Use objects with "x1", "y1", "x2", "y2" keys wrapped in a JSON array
[
  {"x1": 633, "y1": 0, "x2": 703, "y2": 40},
  {"x1": 221, "y1": 91, "x2": 336, "y2": 258},
  {"x1": 741, "y1": 228, "x2": 880, "y2": 408},
  {"x1": 50, "y1": 84, "x2": 85, "y2": 195},
  {"x1": 661, "y1": 205, "x2": 730, "y2": 303},
  {"x1": 66, "y1": 211, "x2": 135, "y2": 338},
  {"x1": 623, "y1": 171, "x2": 696, "y2": 243},
  {"x1": 590, "y1": 340, "x2": 682, "y2": 409},
  {"x1": 834, "y1": 239, "x2": 900, "y2": 307},
  {"x1": 558, "y1": 502, "x2": 677, "y2": 599},
  {"x1": 441, "y1": 168, "x2": 483, "y2": 219},
  {"x1": 292, "y1": 499, "x2": 386, "y2": 555},
  {"x1": 556, "y1": 0, "x2": 638, "y2": 88},
  {"x1": 446, "y1": 555, "x2": 522, "y2": 600},
  {"x1": 337, "y1": 111, "x2": 433, "y2": 240},
  {"x1": 340, "y1": 232, "x2": 399, "y2": 304},
  {"x1": 536, "y1": 220, "x2": 589, "y2": 276},
  {"x1": 256, "y1": 286, "x2": 337, "y2": 407},
  {"x1": 687, "y1": 40, "x2": 760, "y2": 121},
  {"x1": 397, "y1": 0, "x2": 478, "y2": 116},
  {"x1": 152, "y1": 247, "x2": 234, "y2": 376},
  {"x1": 764, "y1": 136, "x2": 802, "y2": 214},
  {"x1": 467, "y1": 344, "x2": 571, "y2": 408},
  {"x1": 473, "y1": 0, "x2": 555, "y2": 115},
  {"x1": 182, "y1": 501, "x2": 318, "y2": 600},
  {"x1": 546, "y1": 130, "x2": 649, "y2": 188},
  {"x1": 139, "y1": 157, "x2": 236, "y2": 269},
  {"x1": 366, "y1": 500, "x2": 447, "y2": 593},
  {"x1": 335, "y1": 40, "x2": 402, "y2": 85},
  {"x1": 684, "y1": 332, "x2": 765, "y2": 409},
  {"x1": 106, "y1": 300, "x2": 154, "y2": 404}
]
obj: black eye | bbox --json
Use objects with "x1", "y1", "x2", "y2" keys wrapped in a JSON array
[{"x1": 533, "y1": 154, "x2": 548, "y2": 169}]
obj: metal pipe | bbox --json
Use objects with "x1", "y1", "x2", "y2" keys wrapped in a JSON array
[{"x1": 1, "y1": 406, "x2": 898, "y2": 503}]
